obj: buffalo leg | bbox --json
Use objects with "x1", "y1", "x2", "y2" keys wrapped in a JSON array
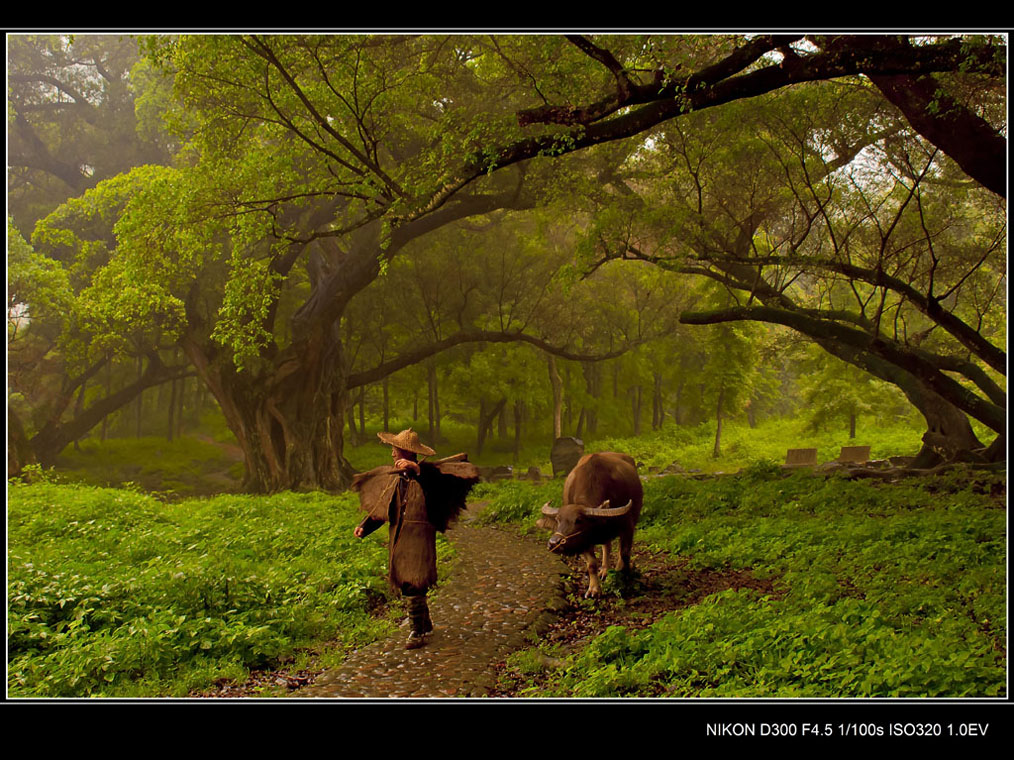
[
  {"x1": 584, "y1": 549, "x2": 601, "y2": 597},
  {"x1": 599, "y1": 541, "x2": 612, "y2": 579},
  {"x1": 618, "y1": 529, "x2": 634, "y2": 573}
]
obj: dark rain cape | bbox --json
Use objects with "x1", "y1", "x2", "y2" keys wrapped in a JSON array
[{"x1": 351, "y1": 458, "x2": 480, "y2": 593}]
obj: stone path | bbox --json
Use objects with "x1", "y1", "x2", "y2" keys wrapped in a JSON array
[{"x1": 292, "y1": 501, "x2": 568, "y2": 698}]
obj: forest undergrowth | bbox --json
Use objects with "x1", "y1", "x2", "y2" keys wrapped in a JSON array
[
  {"x1": 480, "y1": 464, "x2": 1006, "y2": 697},
  {"x1": 8, "y1": 417, "x2": 1005, "y2": 698}
]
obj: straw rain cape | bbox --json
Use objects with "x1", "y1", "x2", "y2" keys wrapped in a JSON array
[{"x1": 351, "y1": 457, "x2": 480, "y2": 592}]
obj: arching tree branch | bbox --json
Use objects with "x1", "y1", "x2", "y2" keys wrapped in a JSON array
[
  {"x1": 680, "y1": 305, "x2": 1005, "y2": 433},
  {"x1": 347, "y1": 329, "x2": 636, "y2": 389}
]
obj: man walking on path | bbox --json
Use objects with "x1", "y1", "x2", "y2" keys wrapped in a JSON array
[{"x1": 352, "y1": 429, "x2": 480, "y2": 649}]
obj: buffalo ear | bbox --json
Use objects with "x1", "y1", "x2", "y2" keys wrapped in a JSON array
[{"x1": 540, "y1": 501, "x2": 560, "y2": 517}]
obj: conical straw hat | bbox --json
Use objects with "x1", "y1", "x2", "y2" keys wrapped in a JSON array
[{"x1": 377, "y1": 428, "x2": 436, "y2": 456}]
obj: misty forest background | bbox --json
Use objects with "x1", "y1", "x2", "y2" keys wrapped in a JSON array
[{"x1": 7, "y1": 33, "x2": 1006, "y2": 698}]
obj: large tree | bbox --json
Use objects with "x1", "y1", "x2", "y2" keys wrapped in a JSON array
[
  {"x1": 8, "y1": 168, "x2": 195, "y2": 469},
  {"x1": 17, "y1": 33, "x2": 1004, "y2": 487},
  {"x1": 7, "y1": 35, "x2": 172, "y2": 231},
  {"x1": 7, "y1": 35, "x2": 188, "y2": 470},
  {"x1": 576, "y1": 79, "x2": 1005, "y2": 465}
]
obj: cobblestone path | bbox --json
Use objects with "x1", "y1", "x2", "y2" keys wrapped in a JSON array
[{"x1": 293, "y1": 501, "x2": 568, "y2": 698}]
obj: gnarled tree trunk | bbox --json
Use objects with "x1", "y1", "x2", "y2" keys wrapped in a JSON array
[
  {"x1": 181, "y1": 322, "x2": 357, "y2": 493},
  {"x1": 8, "y1": 410, "x2": 37, "y2": 477}
]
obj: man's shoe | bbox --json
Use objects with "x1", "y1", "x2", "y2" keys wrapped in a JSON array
[{"x1": 405, "y1": 631, "x2": 428, "y2": 650}]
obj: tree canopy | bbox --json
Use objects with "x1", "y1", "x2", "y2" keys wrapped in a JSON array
[{"x1": 8, "y1": 32, "x2": 1006, "y2": 488}]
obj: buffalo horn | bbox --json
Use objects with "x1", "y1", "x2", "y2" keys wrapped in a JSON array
[
  {"x1": 540, "y1": 501, "x2": 560, "y2": 516},
  {"x1": 581, "y1": 499, "x2": 633, "y2": 518}
]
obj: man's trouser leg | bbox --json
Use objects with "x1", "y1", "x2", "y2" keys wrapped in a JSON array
[{"x1": 404, "y1": 589, "x2": 432, "y2": 648}]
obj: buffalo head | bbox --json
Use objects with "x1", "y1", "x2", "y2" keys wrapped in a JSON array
[{"x1": 541, "y1": 499, "x2": 633, "y2": 555}]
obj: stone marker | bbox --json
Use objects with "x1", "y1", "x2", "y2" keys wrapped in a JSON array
[
  {"x1": 784, "y1": 448, "x2": 818, "y2": 467},
  {"x1": 478, "y1": 465, "x2": 514, "y2": 482},
  {"x1": 550, "y1": 437, "x2": 584, "y2": 478},
  {"x1": 490, "y1": 465, "x2": 513, "y2": 481},
  {"x1": 838, "y1": 445, "x2": 871, "y2": 464}
]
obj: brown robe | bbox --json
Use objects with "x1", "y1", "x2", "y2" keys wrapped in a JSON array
[{"x1": 351, "y1": 459, "x2": 479, "y2": 594}]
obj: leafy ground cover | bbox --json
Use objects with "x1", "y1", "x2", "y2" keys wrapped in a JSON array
[
  {"x1": 483, "y1": 464, "x2": 1007, "y2": 698},
  {"x1": 53, "y1": 435, "x2": 245, "y2": 498},
  {"x1": 6, "y1": 479, "x2": 443, "y2": 697},
  {"x1": 9, "y1": 416, "x2": 1002, "y2": 699}
]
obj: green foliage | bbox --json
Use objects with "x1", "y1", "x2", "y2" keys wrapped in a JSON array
[
  {"x1": 52, "y1": 435, "x2": 243, "y2": 497},
  {"x1": 796, "y1": 344, "x2": 913, "y2": 435},
  {"x1": 557, "y1": 588, "x2": 1002, "y2": 698},
  {"x1": 7, "y1": 218, "x2": 75, "y2": 343},
  {"x1": 471, "y1": 479, "x2": 561, "y2": 531},
  {"x1": 211, "y1": 257, "x2": 285, "y2": 371},
  {"x1": 507, "y1": 469, "x2": 1005, "y2": 697},
  {"x1": 590, "y1": 415, "x2": 923, "y2": 475},
  {"x1": 7, "y1": 483, "x2": 394, "y2": 697},
  {"x1": 30, "y1": 165, "x2": 192, "y2": 360}
]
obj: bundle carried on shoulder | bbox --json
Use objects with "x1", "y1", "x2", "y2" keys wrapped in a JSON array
[{"x1": 350, "y1": 453, "x2": 480, "y2": 531}]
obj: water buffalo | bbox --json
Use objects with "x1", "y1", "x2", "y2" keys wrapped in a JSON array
[{"x1": 539, "y1": 451, "x2": 643, "y2": 598}]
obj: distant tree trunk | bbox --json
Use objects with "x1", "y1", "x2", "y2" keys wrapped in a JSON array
[
  {"x1": 176, "y1": 375, "x2": 186, "y2": 439},
  {"x1": 101, "y1": 359, "x2": 112, "y2": 441},
  {"x1": 713, "y1": 387, "x2": 725, "y2": 459},
  {"x1": 674, "y1": 378, "x2": 684, "y2": 426},
  {"x1": 196, "y1": 381, "x2": 207, "y2": 426},
  {"x1": 427, "y1": 362, "x2": 440, "y2": 442},
  {"x1": 631, "y1": 385, "x2": 642, "y2": 436},
  {"x1": 477, "y1": 399, "x2": 487, "y2": 456},
  {"x1": 548, "y1": 354, "x2": 563, "y2": 440},
  {"x1": 8, "y1": 410, "x2": 36, "y2": 477},
  {"x1": 652, "y1": 372, "x2": 663, "y2": 430},
  {"x1": 383, "y1": 376, "x2": 390, "y2": 432},
  {"x1": 513, "y1": 398, "x2": 524, "y2": 464},
  {"x1": 497, "y1": 405, "x2": 508, "y2": 439},
  {"x1": 575, "y1": 408, "x2": 585, "y2": 439},
  {"x1": 564, "y1": 364, "x2": 574, "y2": 433},
  {"x1": 72, "y1": 380, "x2": 87, "y2": 451},
  {"x1": 135, "y1": 354, "x2": 144, "y2": 438},
  {"x1": 435, "y1": 375, "x2": 441, "y2": 441},
  {"x1": 476, "y1": 397, "x2": 506, "y2": 456},
  {"x1": 358, "y1": 384, "x2": 366, "y2": 439},
  {"x1": 582, "y1": 362, "x2": 601, "y2": 436},
  {"x1": 347, "y1": 404, "x2": 359, "y2": 444},
  {"x1": 747, "y1": 399, "x2": 756, "y2": 429},
  {"x1": 168, "y1": 375, "x2": 178, "y2": 442},
  {"x1": 849, "y1": 409, "x2": 857, "y2": 439}
]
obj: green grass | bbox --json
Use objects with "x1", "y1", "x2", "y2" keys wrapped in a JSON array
[
  {"x1": 12, "y1": 413, "x2": 1000, "y2": 699},
  {"x1": 51, "y1": 412, "x2": 925, "y2": 495},
  {"x1": 588, "y1": 416, "x2": 924, "y2": 474},
  {"x1": 7, "y1": 479, "x2": 406, "y2": 697},
  {"x1": 346, "y1": 414, "x2": 925, "y2": 477},
  {"x1": 492, "y1": 465, "x2": 1006, "y2": 698},
  {"x1": 53, "y1": 435, "x2": 244, "y2": 498}
]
